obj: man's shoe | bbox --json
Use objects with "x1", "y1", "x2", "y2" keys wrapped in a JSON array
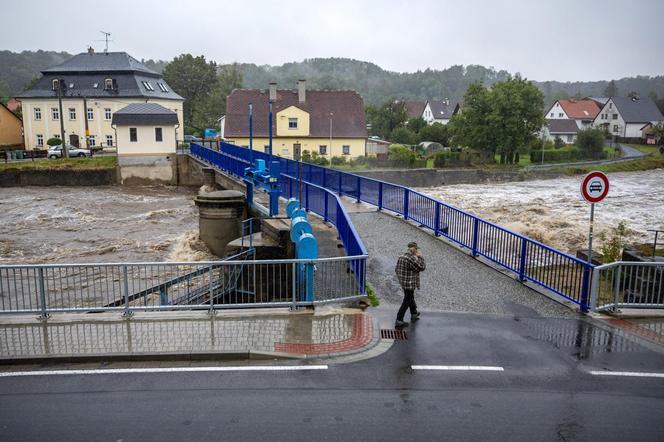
[
  {"x1": 411, "y1": 312, "x2": 421, "y2": 321},
  {"x1": 395, "y1": 320, "x2": 409, "y2": 328}
]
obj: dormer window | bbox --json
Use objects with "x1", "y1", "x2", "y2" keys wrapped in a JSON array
[
  {"x1": 52, "y1": 79, "x2": 59, "y2": 91},
  {"x1": 104, "y1": 78, "x2": 114, "y2": 90},
  {"x1": 288, "y1": 118, "x2": 298, "y2": 129},
  {"x1": 142, "y1": 81, "x2": 154, "y2": 91}
]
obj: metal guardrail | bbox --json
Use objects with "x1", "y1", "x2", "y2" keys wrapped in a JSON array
[
  {"x1": 211, "y1": 141, "x2": 593, "y2": 310},
  {"x1": 0, "y1": 256, "x2": 366, "y2": 316},
  {"x1": 591, "y1": 261, "x2": 664, "y2": 311}
]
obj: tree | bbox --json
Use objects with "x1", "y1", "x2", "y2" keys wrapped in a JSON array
[
  {"x1": 576, "y1": 127, "x2": 605, "y2": 159},
  {"x1": 449, "y1": 77, "x2": 544, "y2": 164},
  {"x1": 604, "y1": 80, "x2": 618, "y2": 97},
  {"x1": 366, "y1": 100, "x2": 408, "y2": 139},
  {"x1": 189, "y1": 63, "x2": 243, "y2": 133},
  {"x1": 418, "y1": 123, "x2": 449, "y2": 145},
  {"x1": 406, "y1": 117, "x2": 427, "y2": 134},
  {"x1": 163, "y1": 54, "x2": 219, "y2": 133},
  {"x1": 388, "y1": 144, "x2": 417, "y2": 165},
  {"x1": 390, "y1": 127, "x2": 418, "y2": 145}
]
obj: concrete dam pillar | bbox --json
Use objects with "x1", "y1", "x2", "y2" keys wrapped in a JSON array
[{"x1": 194, "y1": 190, "x2": 246, "y2": 257}]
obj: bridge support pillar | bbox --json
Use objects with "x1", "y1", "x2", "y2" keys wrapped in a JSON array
[{"x1": 194, "y1": 190, "x2": 246, "y2": 257}]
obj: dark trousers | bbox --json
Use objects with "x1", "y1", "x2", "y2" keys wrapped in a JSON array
[{"x1": 397, "y1": 288, "x2": 418, "y2": 321}]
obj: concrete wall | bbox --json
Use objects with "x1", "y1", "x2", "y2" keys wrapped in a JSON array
[
  {"x1": 0, "y1": 168, "x2": 116, "y2": 187},
  {"x1": 21, "y1": 98, "x2": 184, "y2": 150},
  {"x1": 117, "y1": 155, "x2": 175, "y2": 185},
  {"x1": 355, "y1": 168, "x2": 567, "y2": 187}
]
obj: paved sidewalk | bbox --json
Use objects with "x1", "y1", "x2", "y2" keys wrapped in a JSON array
[{"x1": 0, "y1": 308, "x2": 379, "y2": 364}]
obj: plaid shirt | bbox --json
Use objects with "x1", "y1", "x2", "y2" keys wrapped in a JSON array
[{"x1": 395, "y1": 252, "x2": 426, "y2": 290}]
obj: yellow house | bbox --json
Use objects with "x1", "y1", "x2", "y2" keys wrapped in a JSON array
[
  {"x1": 0, "y1": 102, "x2": 23, "y2": 146},
  {"x1": 16, "y1": 49, "x2": 183, "y2": 150},
  {"x1": 223, "y1": 81, "x2": 367, "y2": 160}
]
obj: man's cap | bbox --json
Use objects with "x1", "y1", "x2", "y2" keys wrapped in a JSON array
[{"x1": 407, "y1": 241, "x2": 418, "y2": 249}]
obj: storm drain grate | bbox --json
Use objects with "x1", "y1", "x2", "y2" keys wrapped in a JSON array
[{"x1": 381, "y1": 329, "x2": 408, "y2": 340}]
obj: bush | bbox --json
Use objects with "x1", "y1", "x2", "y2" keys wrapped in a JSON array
[
  {"x1": 47, "y1": 137, "x2": 62, "y2": 147},
  {"x1": 301, "y1": 150, "x2": 312, "y2": 163},
  {"x1": 554, "y1": 136, "x2": 565, "y2": 149},
  {"x1": 331, "y1": 156, "x2": 347, "y2": 166},
  {"x1": 433, "y1": 152, "x2": 446, "y2": 168},
  {"x1": 530, "y1": 148, "x2": 583, "y2": 163},
  {"x1": 388, "y1": 144, "x2": 417, "y2": 164},
  {"x1": 576, "y1": 127, "x2": 605, "y2": 159}
]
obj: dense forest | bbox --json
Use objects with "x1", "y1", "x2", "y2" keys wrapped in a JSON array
[{"x1": 2, "y1": 50, "x2": 664, "y2": 108}]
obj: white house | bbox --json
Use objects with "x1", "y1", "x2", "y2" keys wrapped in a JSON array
[
  {"x1": 542, "y1": 119, "x2": 578, "y2": 144},
  {"x1": 111, "y1": 103, "x2": 179, "y2": 184},
  {"x1": 422, "y1": 99, "x2": 460, "y2": 125},
  {"x1": 544, "y1": 99, "x2": 600, "y2": 129},
  {"x1": 593, "y1": 96, "x2": 664, "y2": 139}
]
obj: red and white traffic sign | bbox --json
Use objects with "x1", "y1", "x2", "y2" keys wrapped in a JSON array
[{"x1": 580, "y1": 171, "x2": 610, "y2": 203}]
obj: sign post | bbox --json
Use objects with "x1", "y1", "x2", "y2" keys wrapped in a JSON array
[{"x1": 580, "y1": 171, "x2": 610, "y2": 264}]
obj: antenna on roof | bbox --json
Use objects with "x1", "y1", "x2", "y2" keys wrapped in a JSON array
[{"x1": 99, "y1": 31, "x2": 112, "y2": 53}]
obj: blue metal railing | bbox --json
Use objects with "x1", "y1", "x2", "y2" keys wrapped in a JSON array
[
  {"x1": 211, "y1": 141, "x2": 593, "y2": 310},
  {"x1": 190, "y1": 143, "x2": 367, "y2": 295}
]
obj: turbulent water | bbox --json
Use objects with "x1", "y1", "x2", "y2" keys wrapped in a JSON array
[
  {"x1": 0, "y1": 186, "x2": 215, "y2": 264},
  {"x1": 416, "y1": 169, "x2": 664, "y2": 254}
]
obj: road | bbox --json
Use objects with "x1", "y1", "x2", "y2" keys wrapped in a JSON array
[
  {"x1": 524, "y1": 143, "x2": 647, "y2": 171},
  {"x1": 1, "y1": 309, "x2": 663, "y2": 441}
]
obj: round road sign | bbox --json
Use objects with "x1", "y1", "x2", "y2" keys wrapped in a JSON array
[{"x1": 580, "y1": 171, "x2": 609, "y2": 203}]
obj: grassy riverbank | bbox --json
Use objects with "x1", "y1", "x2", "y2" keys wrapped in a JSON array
[
  {"x1": 551, "y1": 155, "x2": 664, "y2": 175},
  {"x1": 0, "y1": 157, "x2": 117, "y2": 171}
]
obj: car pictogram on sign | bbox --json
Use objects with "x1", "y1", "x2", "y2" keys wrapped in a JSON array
[{"x1": 589, "y1": 182, "x2": 603, "y2": 193}]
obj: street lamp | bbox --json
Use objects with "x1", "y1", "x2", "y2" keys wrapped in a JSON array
[{"x1": 329, "y1": 112, "x2": 333, "y2": 166}]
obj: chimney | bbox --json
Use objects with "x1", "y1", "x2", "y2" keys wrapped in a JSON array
[
  {"x1": 269, "y1": 82, "x2": 277, "y2": 102},
  {"x1": 297, "y1": 79, "x2": 306, "y2": 103},
  {"x1": 87, "y1": 46, "x2": 94, "y2": 55}
]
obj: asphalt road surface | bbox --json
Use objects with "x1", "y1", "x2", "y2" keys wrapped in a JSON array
[{"x1": 1, "y1": 310, "x2": 663, "y2": 441}]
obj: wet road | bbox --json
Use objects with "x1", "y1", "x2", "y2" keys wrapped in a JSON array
[{"x1": 2, "y1": 309, "x2": 663, "y2": 441}]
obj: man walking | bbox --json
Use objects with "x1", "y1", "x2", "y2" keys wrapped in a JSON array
[{"x1": 395, "y1": 241, "x2": 426, "y2": 327}]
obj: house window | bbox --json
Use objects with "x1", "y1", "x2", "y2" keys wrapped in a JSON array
[
  {"x1": 104, "y1": 78, "x2": 113, "y2": 90},
  {"x1": 36, "y1": 134, "x2": 44, "y2": 146},
  {"x1": 106, "y1": 135, "x2": 113, "y2": 146},
  {"x1": 264, "y1": 146, "x2": 270, "y2": 153},
  {"x1": 52, "y1": 134, "x2": 60, "y2": 139},
  {"x1": 558, "y1": 113, "x2": 564, "y2": 118},
  {"x1": 609, "y1": 103, "x2": 613, "y2": 109},
  {"x1": 88, "y1": 135, "x2": 96, "y2": 146},
  {"x1": 288, "y1": 118, "x2": 298, "y2": 129},
  {"x1": 34, "y1": 107, "x2": 42, "y2": 120},
  {"x1": 130, "y1": 128, "x2": 137, "y2": 142},
  {"x1": 104, "y1": 108, "x2": 112, "y2": 120},
  {"x1": 142, "y1": 81, "x2": 154, "y2": 91},
  {"x1": 52, "y1": 107, "x2": 59, "y2": 120},
  {"x1": 158, "y1": 83, "x2": 169, "y2": 92},
  {"x1": 567, "y1": 135, "x2": 573, "y2": 142},
  {"x1": 87, "y1": 108, "x2": 94, "y2": 120},
  {"x1": 550, "y1": 112, "x2": 554, "y2": 117},
  {"x1": 69, "y1": 108, "x2": 76, "y2": 120},
  {"x1": 155, "y1": 127, "x2": 163, "y2": 142},
  {"x1": 613, "y1": 125, "x2": 619, "y2": 133},
  {"x1": 612, "y1": 114, "x2": 618, "y2": 120},
  {"x1": 342, "y1": 145, "x2": 350, "y2": 155},
  {"x1": 319, "y1": 145, "x2": 327, "y2": 155}
]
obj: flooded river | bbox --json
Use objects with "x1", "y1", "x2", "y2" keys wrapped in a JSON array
[
  {"x1": 417, "y1": 169, "x2": 664, "y2": 254},
  {"x1": 1, "y1": 169, "x2": 662, "y2": 264},
  {"x1": 0, "y1": 186, "x2": 214, "y2": 264}
]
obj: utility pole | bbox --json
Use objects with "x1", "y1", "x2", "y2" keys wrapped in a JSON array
[
  {"x1": 83, "y1": 96, "x2": 90, "y2": 154},
  {"x1": 329, "y1": 112, "x2": 333, "y2": 165},
  {"x1": 57, "y1": 79, "x2": 68, "y2": 158}
]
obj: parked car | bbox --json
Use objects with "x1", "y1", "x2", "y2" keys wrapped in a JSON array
[
  {"x1": 48, "y1": 145, "x2": 90, "y2": 158},
  {"x1": 184, "y1": 135, "x2": 201, "y2": 143}
]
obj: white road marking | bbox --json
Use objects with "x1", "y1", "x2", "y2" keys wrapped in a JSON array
[
  {"x1": 411, "y1": 365, "x2": 504, "y2": 371},
  {"x1": 0, "y1": 365, "x2": 329, "y2": 377},
  {"x1": 589, "y1": 370, "x2": 664, "y2": 379}
]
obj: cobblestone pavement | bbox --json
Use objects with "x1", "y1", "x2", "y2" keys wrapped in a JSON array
[
  {"x1": 604, "y1": 318, "x2": 664, "y2": 347},
  {"x1": 0, "y1": 309, "x2": 376, "y2": 362},
  {"x1": 349, "y1": 209, "x2": 577, "y2": 318}
]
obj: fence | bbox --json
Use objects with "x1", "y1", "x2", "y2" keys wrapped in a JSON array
[
  {"x1": 0, "y1": 255, "x2": 366, "y2": 316},
  {"x1": 212, "y1": 141, "x2": 594, "y2": 309},
  {"x1": 591, "y1": 262, "x2": 664, "y2": 312}
]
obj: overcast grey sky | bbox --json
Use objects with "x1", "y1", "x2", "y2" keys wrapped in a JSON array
[{"x1": 4, "y1": 0, "x2": 663, "y2": 81}]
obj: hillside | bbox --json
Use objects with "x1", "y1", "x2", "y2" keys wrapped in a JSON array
[{"x1": 2, "y1": 50, "x2": 664, "y2": 107}]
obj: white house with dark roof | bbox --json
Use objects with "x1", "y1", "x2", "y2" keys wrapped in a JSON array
[
  {"x1": 111, "y1": 103, "x2": 180, "y2": 184},
  {"x1": 592, "y1": 96, "x2": 664, "y2": 139},
  {"x1": 422, "y1": 99, "x2": 460, "y2": 125},
  {"x1": 17, "y1": 48, "x2": 183, "y2": 150},
  {"x1": 542, "y1": 119, "x2": 578, "y2": 144}
]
